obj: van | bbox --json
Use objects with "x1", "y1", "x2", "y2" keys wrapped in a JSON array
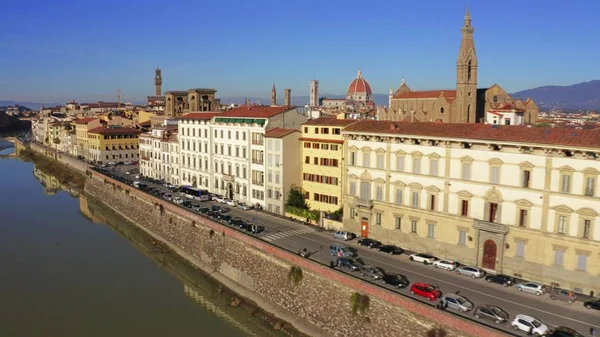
[{"x1": 330, "y1": 244, "x2": 355, "y2": 257}]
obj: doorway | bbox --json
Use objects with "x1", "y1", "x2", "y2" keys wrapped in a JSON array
[
  {"x1": 360, "y1": 218, "x2": 369, "y2": 238},
  {"x1": 227, "y1": 183, "x2": 234, "y2": 200},
  {"x1": 482, "y1": 239, "x2": 497, "y2": 270}
]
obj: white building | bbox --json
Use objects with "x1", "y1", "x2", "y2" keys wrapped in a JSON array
[
  {"x1": 486, "y1": 107, "x2": 525, "y2": 125},
  {"x1": 264, "y1": 128, "x2": 302, "y2": 215},
  {"x1": 342, "y1": 120, "x2": 600, "y2": 293},
  {"x1": 179, "y1": 112, "x2": 221, "y2": 189},
  {"x1": 139, "y1": 120, "x2": 179, "y2": 183}
]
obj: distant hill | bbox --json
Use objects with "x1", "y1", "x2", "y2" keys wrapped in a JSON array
[
  {"x1": 0, "y1": 100, "x2": 61, "y2": 110},
  {"x1": 512, "y1": 80, "x2": 600, "y2": 111},
  {"x1": 0, "y1": 105, "x2": 33, "y2": 113}
]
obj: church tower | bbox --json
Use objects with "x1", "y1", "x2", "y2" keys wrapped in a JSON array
[
  {"x1": 154, "y1": 67, "x2": 162, "y2": 96},
  {"x1": 455, "y1": 6, "x2": 478, "y2": 123},
  {"x1": 309, "y1": 80, "x2": 319, "y2": 107},
  {"x1": 271, "y1": 82, "x2": 277, "y2": 106}
]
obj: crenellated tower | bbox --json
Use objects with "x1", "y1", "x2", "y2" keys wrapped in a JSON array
[
  {"x1": 455, "y1": 6, "x2": 478, "y2": 123},
  {"x1": 154, "y1": 66, "x2": 162, "y2": 96}
]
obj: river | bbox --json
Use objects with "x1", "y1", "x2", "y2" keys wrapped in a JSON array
[{"x1": 0, "y1": 156, "x2": 285, "y2": 337}]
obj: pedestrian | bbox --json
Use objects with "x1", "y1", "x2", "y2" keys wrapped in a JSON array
[{"x1": 590, "y1": 327, "x2": 596, "y2": 337}]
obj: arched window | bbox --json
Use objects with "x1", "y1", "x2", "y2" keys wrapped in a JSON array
[{"x1": 467, "y1": 60, "x2": 472, "y2": 81}]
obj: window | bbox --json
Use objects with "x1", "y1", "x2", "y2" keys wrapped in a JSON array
[
  {"x1": 350, "y1": 207, "x2": 355, "y2": 219},
  {"x1": 582, "y1": 219, "x2": 592, "y2": 239},
  {"x1": 458, "y1": 230, "x2": 467, "y2": 245},
  {"x1": 515, "y1": 241, "x2": 525, "y2": 257},
  {"x1": 376, "y1": 154, "x2": 384, "y2": 169},
  {"x1": 430, "y1": 159, "x2": 438, "y2": 176},
  {"x1": 350, "y1": 152, "x2": 356, "y2": 165},
  {"x1": 461, "y1": 162, "x2": 471, "y2": 180},
  {"x1": 396, "y1": 155, "x2": 405, "y2": 172},
  {"x1": 236, "y1": 131, "x2": 239, "y2": 140},
  {"x1": 333, "y1": 128, "x2": 341, "y2": 135},
  {"x1": 557, "y1": 215, "x2": 568, "y2": 234},
  {"x1": 304, "y1": 127, "x2": 308, "y2": 133},
  {"x1": 577, "y1": 254, "x2": 588, "y2": 271},
  {"x1": 411, "y1": 220, "x2": 417, "y2": 233},
  {"x1": 521, "y1": 170, "x2": 531, "y2": 188},
  {"x1": 275, "y1": 155, "x2": 280, "y2": 166},
  {"x1": 490, "y1": 166, "x2": 500, "y2": 184},
  {"x1": 305, "y1": 156, "x2": 310, "y2": 164},
  {"x1": 376, "y1": 213, "x2": 382, "y2": 225},
  {"x1": 412, "y1": 158, "x2": 421, "y2": 174},
  {"x1": 375, "y1": 186, "x2": 383, "y2": 201},
  {"x1": 395, "y1": 217, "x2": 402, "y2": 229},
  {"x1": 275, "y1": 173, "x2": 280, "y2": 184},
  {"x1": 585, "y1": 177, "x2": 595, "y2": 196},
  {"x1": 488, "y1": 203, "x2": 498, "y2": 222},
  {"x1": 560, "y1": 174, "x2": 571, "y2": 193},
  {"x1": 427, "y1": 223, "x2": 435, "y2": 238},
  {"x1": 331, "y1": 145, "x2": 338, "y2": 151},
  {"x1": 363, "y1": 152, "x2": 370, "y2": 167},
  {"x1": 267, "y1": 154, "x2": 273, "y2": 166},
  {"x1": 360, "y1": 182, "x2": 371, "y2": 199},
  {"x1": 267, "y1": 171, "x2": 272, "y2": 183},
  {"x1": 411, "y1": 191, "x2": 419, "y2": 208},
  {"x1": 395, "y1": 188, "x2": 402, "y2": 205},
  {"x1": 554, "y1": 249, "x2": 564, "y2": 267},
  {"x1": 349, "y1": 181, "x2": 357, "y2": 195},
  {"x1": 461, "y1": 200, "x2": 469, "y2": 217}
]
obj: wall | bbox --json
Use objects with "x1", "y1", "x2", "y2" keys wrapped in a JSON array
[
  {"x1": 29, "y1": 142, "x2": 90, "y2": 173},
  {"x1": 85, "y1": 169, "x2": 505, "y2": 337}
]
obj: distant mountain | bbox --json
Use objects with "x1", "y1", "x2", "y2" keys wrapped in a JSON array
[
  {"x1": 219, "y1": 93, "x2": 389, "y2": 107},
  {"x1": 0, "y1": 100, "x2": 60, "y2": 110},
  {"x1": 512, "y1": 80, "x2": 600, "y2": 111}
]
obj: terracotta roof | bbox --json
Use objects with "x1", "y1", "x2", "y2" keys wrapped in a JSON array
[
  {"x1": 347, "y1": 69, "x2": 372, "y2": 96},
  {"x1": 74, "y1": 117, "x2": 98, "y2": 124},
  {"x1": 81, "y1": 102, "x2": 121, "y2": 108},
  {"x1": 343, "y1": 121, "x2": 600, "y2": 149},
  {"x1": 88, "y1": 127, "x2": 142, "y2": 135},
  {"x1": 138, "y1": 120, "x2": 152, "y2": 127},
  {"x1": 392, "y1": 90, "x2": 457, "y2": 99},
  {"x1": 302, "y1": 117, "x2": 359, "y2": 127},
  {"x1": 264, "y1": 127, "x2": 299, "y2": 138},
  {"x1": 299, "y1": 137, "x2": 344, "y2": 144},
  {"x1": 181, "y1": 112, "x2": 222, "y2": 120},
  {"x1": 220, "y1": 105, "x2": 295, "y2": 118}
]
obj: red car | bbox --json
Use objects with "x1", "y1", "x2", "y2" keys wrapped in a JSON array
[{"x1": 410, "y1": 282, "x2": 442, "y2": 301}]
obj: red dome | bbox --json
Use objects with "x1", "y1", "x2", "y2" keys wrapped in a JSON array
[{"x1": 347, "y1": 69, "x2": 372, "y2": 96}]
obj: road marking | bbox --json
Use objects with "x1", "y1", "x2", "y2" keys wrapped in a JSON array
[
  {"x1": 294, "y1": 234, "x2": 600, "y2": 329},
  {"x1": 261, "y1": 227, "x2": 315, "y2": 242}
]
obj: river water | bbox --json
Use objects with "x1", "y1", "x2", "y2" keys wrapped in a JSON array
[{"x1": 0, "y1": 156, "x2": 284, "y2": 337}]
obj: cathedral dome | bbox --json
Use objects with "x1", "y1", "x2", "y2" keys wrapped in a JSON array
[{"x1": 347, "y1": 69, "x2": 372, "y2": 96}]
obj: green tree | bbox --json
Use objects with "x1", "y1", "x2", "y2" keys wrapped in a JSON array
[{"x1": 286, "y1": 185, "x2": 307, "y2": 209}]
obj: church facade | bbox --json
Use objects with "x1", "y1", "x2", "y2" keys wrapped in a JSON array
[{"x1": 380, "y1": 8, "x2": 539, "y2": 125}]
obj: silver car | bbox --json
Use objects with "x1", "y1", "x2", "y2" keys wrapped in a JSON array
[
  {"x1": 332, "y1": 231, "x2": 355, "y2": 241},
  {"x1": 515, "y1": 281, "x2": 546, "y2": 296},
  {"x1": 455, "y1": 266, "x2": 485, "y2": 279},
  {"x1": 441, "y1": 294, "x2": 473, "y2": 312}
]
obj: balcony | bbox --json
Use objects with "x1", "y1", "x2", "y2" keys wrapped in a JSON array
[
  {"x1": 252, "y1": 159, "x2": 264, "y2": 165},
  {"x1": 251, "y1": 180, "x2": 264, "y2": 186},
  {"x1": 355, "y1": 197, "x2": 373, "y2": 209},
  {"x1": 252, "y1": 140, "x2": 264, "y2": 145}
]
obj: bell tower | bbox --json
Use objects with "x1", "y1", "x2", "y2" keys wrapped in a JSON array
[
  {"x1": 154, "y1": 66, "x2": 162, "y2": 96},
  {"x1": 456, "y1": 6, "x2": 478, "y2": 123},
  {"x1": 271, "y1": 82, "x2": 277, "y2": 106}
]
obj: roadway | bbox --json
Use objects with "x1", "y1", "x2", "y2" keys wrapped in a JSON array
[{"x1": 105, "y1": 166, "x2": 599, "y2": 337}]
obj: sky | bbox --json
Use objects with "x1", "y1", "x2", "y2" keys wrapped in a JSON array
[{"x1": 1, "y1": 0, "x2": 599, "y2": 104}]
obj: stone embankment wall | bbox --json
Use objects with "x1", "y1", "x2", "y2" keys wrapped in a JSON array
[
  {"x1": 29, "y1": 142, "x2": 89, "y2": 173},
  {"x1": 85, "y1": 170, "x2": 507, "y2": 337}
]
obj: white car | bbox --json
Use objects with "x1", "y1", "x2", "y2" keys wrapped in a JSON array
[
  {"x1": 172, "y1": 197, "x2": 183, "y2": 205},
  {"x1": 226, "y1": 199, "x2": 237, "y2": 207},
  {"x1": 510, "y1": 314, "x2": 549, "y2": 335},
  {"x1": 215, "y1": 196, "x2": 226, "y2": 203},
  {"x1": 433, "y1": 259, "x2": 458, "y2": 271},
  {"x1": 332, "y1": 231, "x2": 355, "y2": 241},
  {"x1": 237, "y1": 202, "x2": 253, "y2": 210},
  {"x1": 408, "y1": 253, "x2": 438, "y2": 265}
]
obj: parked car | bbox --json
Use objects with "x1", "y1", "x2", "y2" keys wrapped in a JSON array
[
  {"x1": 381, "y1": 274, "x2": 410, "y2": 288},
  {"x1": 408, "y1": 253, "x2": 438, "y2": 265},
  {"x1": 511, "y1": 314, "x2": 549, "y2": 336},
  {"x1": 332, "y1": 231, "x2": 355, "y2": 241},
  {"x1": 211, "y1": 194, "x2": 223, "y2": 201},
  {"x1": 549, "y1": 288, "x2": 577, "y2": 303},
  {"x1": 335, "y1": 257, "x2": 361, "y2": 271},
  {"x1": 583, "y1": 299, "x2": 600, "y2": 311},
  {"x1": 409, "y1": 282, "x2": 441, "y2": 301},
  {"x1": 237, "y1": 202, "x2": 253, "y2": 210},
  {"x1": 219, "y1": 198, "x2": 230, "y2": 204},
  {"x1": 329, "y1": 244, "x2": 355, "y2": 257},
  {"x1": 225, "y1": 199, "x2": 237, "y2": 207},
  {"x1": 548, "y1": 326, "x2": 584, "y2": 337},
  {"x1": 515, "y1": 281, "x2": 546, "y2": 296},
  {"x1": 455, "y1": 266, "x2": 485, "y2": 279},
  {"x1": 172, "y1": 197, "x2": 183, "y2": 205},
  {"x1": 485, "y1": 274, "x2": 515, "y2": 287},
  {"x1": 473, "y1": 305, "x2": 509, "y2": 324},
  {"x1": 360, "y1": 266, "x2": 384, "y2": 280},
  {"x1": 377, "y1": 245, "x2": 404, "y2": 255},
  {"x1": 215, "y1": 196, "x2": 226, "y2": 203},
  {"x1": 357, "y1": 238, "x2": 382, "y2": 249},
  {"x1": 182, "y1": 200, "x2": 193, "y2": 208},
  {"x1": 440, "y1": 293, "x2": 473, "y2": 313},
  {"x1": 432, "y1": 259, "x2": 458, "y2": 271}
]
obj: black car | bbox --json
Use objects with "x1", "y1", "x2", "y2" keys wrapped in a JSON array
[
  {"x1": 548, "y1": 326, "x2": 584, "y2": 337},
  {"x1": 378, "y1": 245, "x2": 404, "y2": 255},
  {"x1": 357, "y1": 238, "x2": 382, "y2": 249},
  {"x1": 335, "y1": 257, "x2": 361, "y2": 271},
  {"x1": 484, "y1": 274, "x2": 515, "y2": 287},
  {"x1": 584, "y1": 299, "x2": 600, "y2": 310},
  {"x1": 182, "y1": 201, "x2": 193, "y2": 208},
  {"x1": 381, "y1": 274, "x2": 410, "y2": 288}
]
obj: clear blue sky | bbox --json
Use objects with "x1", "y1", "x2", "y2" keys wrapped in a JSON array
[{"x1": 1, "y1": 0, "x2": 599, "y2": 103}]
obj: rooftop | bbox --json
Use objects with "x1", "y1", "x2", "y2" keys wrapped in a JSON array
[
  {"x1": 392, "y1": 90, "x2": 457, "y2": 100},
  {"x1": 302, "y1": 117, "x2": 359, "y2": 127},
  {"x1": 74, "y1": 117, "x2": 98, "y2": 124},
  {"x1": 88, "y1": 126, "x2": 142, "y2": 135},
  {"x1": 343, "y1": 121, "x2": 600, "y2": 149},
  {"x1": 180, "y1": 112, "x2": 223, "y2": 120},
  {"x1": 265, "y1": 127, "x2": 299, "y2": 138},
  {"x1": 220, "y1": 105, "x2": 295, "y2": 118}
]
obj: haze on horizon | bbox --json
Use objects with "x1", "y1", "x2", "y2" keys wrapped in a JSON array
[{"x1": 1, "y1": 0, "x2": 598, "y2": 103}]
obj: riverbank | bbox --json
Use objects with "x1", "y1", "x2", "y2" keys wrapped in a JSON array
[{"x1": 19, "y1": 148, "x2": 85, "y2": 190}]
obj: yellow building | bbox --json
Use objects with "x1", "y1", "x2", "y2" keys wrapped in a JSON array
[
  {"x1": 74, "y1": 117, "x2": 102, "y2": 158},
  {"x1": 300, "y1": 118, "x2": 358, "y2": 213},
  {"x1": 87, "y1": 126, "x2": 141, "y2": 164}
]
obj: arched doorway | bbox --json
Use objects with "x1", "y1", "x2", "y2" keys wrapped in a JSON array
[
  {"x1": 226, "y1": 183, "x2": 234, "y2": 200},
  {"x1": 482, "y1": 240, "x2": 497, "y2": 270}
]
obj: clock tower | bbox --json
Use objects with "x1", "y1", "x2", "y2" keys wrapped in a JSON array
[{"x1": 154, "y1": 67, "x2": 162, "y2": 96}]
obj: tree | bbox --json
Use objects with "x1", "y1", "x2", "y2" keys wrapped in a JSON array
[{"x1": 286, "y1": 185, "x2": 307, "y2": 209}]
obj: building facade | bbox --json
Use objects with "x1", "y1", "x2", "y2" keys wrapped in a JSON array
[
  {"x1": 74, "y1": 117, "x2": 102, "y2": 158},
  {"x1": 87, "y1": 126, "x2": 141, "y2": 164},
  {"x1": 301, "y1": 118, "x2": 358, "y2": 213},
  {"x1": 139, "y1": 120, "x2": 179, "y2": 183},
  {"x1": 265, "y1": 128, "x2": 301, "y2": 215},
  {"x1": 165, "y1": 89, "x2": 219, "y2": 117},
  {"x1": 342, "y1": 120, "x2": 600, "y2": 294},
  {"x1": 178, "y1": 112, "x2": 221, "y2": 189}
]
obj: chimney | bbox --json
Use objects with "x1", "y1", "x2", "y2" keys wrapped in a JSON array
[{"x1": 284, "y1": 88, "x2": 291, "y2": 106}]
